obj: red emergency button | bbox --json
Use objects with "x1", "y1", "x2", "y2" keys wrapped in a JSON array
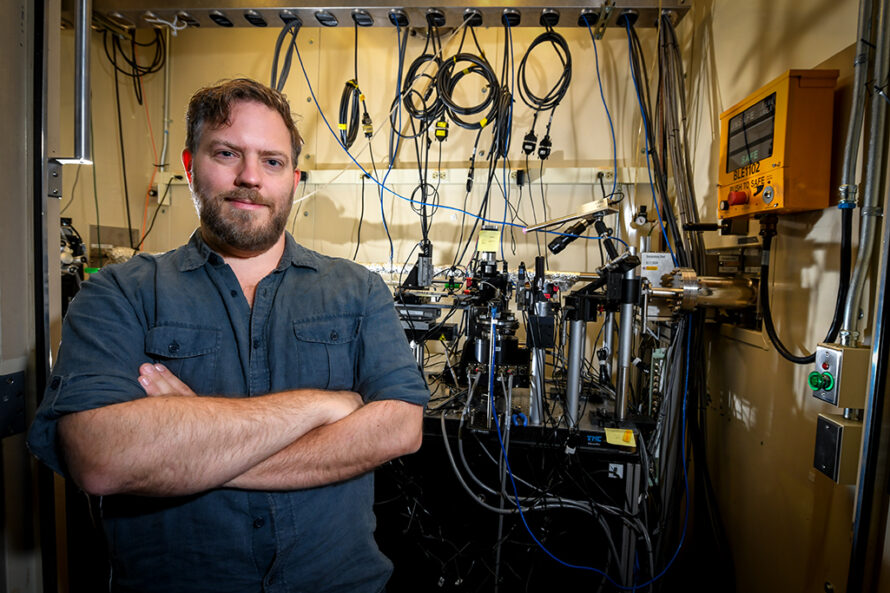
[{"x1": 727, "y1": 190, "x2": 749, "y2": 205}]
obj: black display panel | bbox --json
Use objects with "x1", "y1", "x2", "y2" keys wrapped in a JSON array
[{"x1": 726, "y1": 92, "x2": 776, "y2": 174}]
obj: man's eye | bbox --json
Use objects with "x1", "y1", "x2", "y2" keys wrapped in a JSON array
[
  {"x1": 217, "y1": 150, "x2": 235, "y2": 158},
  {"x1": 266, "y1": 159, "x2": 283, "y2": 168}
]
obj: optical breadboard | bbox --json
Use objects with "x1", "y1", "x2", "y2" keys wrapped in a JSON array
[{"x1": 717, "y1": 69, "x2": 838, "y2": 220}]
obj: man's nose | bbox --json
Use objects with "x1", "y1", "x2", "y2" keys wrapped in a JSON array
[{"x1": 234, "y1": 158, "x2": 261, "y2": 188}]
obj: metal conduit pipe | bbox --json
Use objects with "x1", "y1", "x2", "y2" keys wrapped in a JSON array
[
  {"x1": 158, "y1": 27, "x2": 172, "y2": 172},
  {"x1": 848, "y1": 0, "x2": 890, "y2": 588},
  {"x1": 839, "y1": 0, "x2": 875, "y2": 207},
  {"x1": 841, "y1": 0, "x2": 888, "y2": 346}
]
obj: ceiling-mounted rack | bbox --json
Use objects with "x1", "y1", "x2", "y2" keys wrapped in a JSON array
[{"x1": 87, "y1": 1, "x2": 689, "y2": 30}]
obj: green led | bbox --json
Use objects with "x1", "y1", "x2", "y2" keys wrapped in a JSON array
[
  {"x1": 807, "y1": 372, "x2": 823, "y2": 391},
  {"x1": 820, "y1": 372, "x2": 834, "y2": 391}
]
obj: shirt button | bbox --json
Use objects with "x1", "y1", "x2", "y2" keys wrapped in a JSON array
[
  {"x1": 253, "y1": 517, "x2": 265, "y2": 528},
  {"x1": 230, "y1": 290, "x2": 238, "y2": 297},
  {"x1": 330, "y1": 331, "x2": 338, "y2": 341},
  {"x1": 252, "y1": 338, "x2": 261, "y2": 349},
  {"x1": 168, "y1": 341, "x2": 180, "y2": 353},
  {"x1": 50, "y1": 377, "x2": 61, "y2": 389}
]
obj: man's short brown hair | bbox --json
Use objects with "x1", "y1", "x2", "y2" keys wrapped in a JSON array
[{"x1": 185, "y1": 78, "x2": 303, "y2": 167}]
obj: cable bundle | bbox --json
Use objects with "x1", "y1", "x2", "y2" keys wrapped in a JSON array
[{"x1": 436, "y1": 53, "x2": 500, "y2": 130}]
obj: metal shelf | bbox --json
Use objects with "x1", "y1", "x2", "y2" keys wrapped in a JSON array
[{"x1": 90, "y1": 1, "x2": 688, "y2": 30}]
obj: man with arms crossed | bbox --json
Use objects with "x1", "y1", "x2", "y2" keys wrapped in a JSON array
[{"x1": 28, "y1": 78, "x2": 428, "y2": 592}]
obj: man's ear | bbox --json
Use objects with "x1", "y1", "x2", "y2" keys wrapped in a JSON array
[
  {"x1": 293, "y1": 168, "x2": 301, "y2": 192},
  {"x1": 182, "y1": 149, "x2": 194, "y2": 185}
]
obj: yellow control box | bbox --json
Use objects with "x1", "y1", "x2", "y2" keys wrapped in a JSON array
[{"x1": 717, "y1": 69, "x2": 838, "y2": 219}]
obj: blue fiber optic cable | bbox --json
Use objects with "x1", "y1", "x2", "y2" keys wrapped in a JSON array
[{"x1": 583, "y1": 16, "x2": 619, "y2": 198}]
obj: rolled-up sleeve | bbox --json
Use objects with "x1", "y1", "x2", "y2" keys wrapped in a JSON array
[
  {"x1": 27, "y1": 266, "x2": 151, "y2": 476},
  {"x1": 354, "y1": 273, "x2": 429, "y2": 407}
]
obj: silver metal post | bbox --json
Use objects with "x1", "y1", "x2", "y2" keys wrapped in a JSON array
[
  {"x1": 566, "y1": 319, "x2": 586, "y2": 427},
  {"x1": 529, "y1": 347, "x2": 545, "y2": 426},
  {"x1": 55, "y1": 0, "x2": 92, "y2": 164},
  {"x1": 616, "y1": 255, "x2": 637, "y2": 420},
  {"x1": 74, "y1": 0, "x2": 91, "y2": 163}
]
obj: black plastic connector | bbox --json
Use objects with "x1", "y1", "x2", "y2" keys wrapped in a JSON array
[
  {"x1": 522, "y1": 131, "x2": 537, "y2": 155},
  {"x1": 537, "y1": 135, "x2": 552, "y2": 160},
  {"x1": 361, "y1": 112, "x2": 373, "y2": 138}
]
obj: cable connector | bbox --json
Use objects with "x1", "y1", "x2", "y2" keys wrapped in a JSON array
[
  {"x1": 361, "y1": 112, "x2": 373, "y2": 138},
  {"x1": 522, "y1": 131, "x2": 537, "y2": 155},
  {"x1": 537, "y1": 135, "x2": 552, "y2": 160},
  {"x1": 758, "y1": 213, "x2": 778, "y2": 239},
  {"x1": 435, "y1": 118, "x2": 449, "y2": 142}
]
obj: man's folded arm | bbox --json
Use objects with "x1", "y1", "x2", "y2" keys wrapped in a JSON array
[
  {"x1": 58, "y1": 385, "x2": 362, "y2": 497},
  {"x1": 224, "y1": 398, "x2": 423, "y2": 491}
]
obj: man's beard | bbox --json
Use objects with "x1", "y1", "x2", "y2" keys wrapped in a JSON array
[{"x1": 194, "y1": 186, "x2": 292, "y2": 253}]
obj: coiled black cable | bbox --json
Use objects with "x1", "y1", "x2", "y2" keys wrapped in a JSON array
[
  {"x1": 338, "y1": 24, "x2": 372, "y2": 150},
  {"x1": 517, "y1": 29, "x2": 572, "y2": 114},
  {"x1": 338, "y1": 80, "x2": 363, "y2": 149},
  {"x1": 400, "y1": 53, "x2": 445, "y2": 124},
  {"x1": 436, "y1": 53, "x2": 500, "y2": 130},
  {"x1": 102, "y1": 28, "x2": 165, "y2": 105},
  {"x1": 759, "y1": 211, "x2": 852, "y2": 364}
]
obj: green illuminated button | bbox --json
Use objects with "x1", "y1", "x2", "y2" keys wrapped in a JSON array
[
  {"x1": 808, "y1": 371, "x2": 834, "y2": 391},
  {"x1": 808, "y1": 372, "x2": 823, "y2": 390}
]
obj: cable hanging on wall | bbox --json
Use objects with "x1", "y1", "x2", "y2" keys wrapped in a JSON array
[
  {"x1": 338, "y1": 21, "x2": 374, "y2": 150},
  {"x1": 518, "y1": 27, "x2": 572, "y2": 161}
]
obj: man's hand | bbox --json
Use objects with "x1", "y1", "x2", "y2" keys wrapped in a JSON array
[
  {"x1": 138, "y1": 363, "x2": 196, "y2": 397},
  {"x1": 137, "y1": 363, "x2": 363, "y2": 423}
]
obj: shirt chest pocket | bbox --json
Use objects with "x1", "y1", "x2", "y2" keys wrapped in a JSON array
[
  {"x1": 145, "y1": 324, "x2": 221, "y2": 395},
  {"x1": 293, "y1": 316, "x2": 361, "y2": 392}
]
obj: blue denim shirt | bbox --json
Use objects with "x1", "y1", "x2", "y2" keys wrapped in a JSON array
[{"x1": 27, "y1": 231, "x2": 429, "y2": 593}]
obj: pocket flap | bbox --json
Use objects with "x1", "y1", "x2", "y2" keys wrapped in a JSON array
[
  {"x1": 145, "y1": 325, "x2": 220, "y2": 358},
  {"x1": 293, "y1": 316, "x2": 361, "y2": 344}
]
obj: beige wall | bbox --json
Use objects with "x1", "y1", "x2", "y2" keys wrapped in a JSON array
[
  {"x1": 60, "y1": 24, "x2": 661, "y2": 274},
  {"x1": 684, "y1": 1, "x2": 870, "y2": 592},
  {"x1": 58, "y1": 0, "x2": 880, "y2": 590}
]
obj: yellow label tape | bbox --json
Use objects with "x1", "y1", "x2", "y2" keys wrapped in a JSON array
[
  {"x1": 477, "y1": 229, "x2": 500, "y2": 252},
  {"x1": 604, "y1": 428, "x2": 637, "y2": 448}
]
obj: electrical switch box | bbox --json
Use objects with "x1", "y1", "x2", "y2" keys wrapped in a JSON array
[
  {"x1": 808, "y1": 342, "x2": 870, "y2": 408},
  {"x1": 814, "y1": 413, "x2": 862, "y2": 484},
  {"x1": 717, "y1": 69, "x2": 838, "y2": 219}
]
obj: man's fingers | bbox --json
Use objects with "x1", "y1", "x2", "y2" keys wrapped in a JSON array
[{"x1": 138, "y1": 363, "x2": 197, "y2": 397}]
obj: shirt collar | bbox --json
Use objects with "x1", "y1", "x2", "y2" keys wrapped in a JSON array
[{"x1": 178, "y1": 230, "x2": 319, "y2": 272}]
